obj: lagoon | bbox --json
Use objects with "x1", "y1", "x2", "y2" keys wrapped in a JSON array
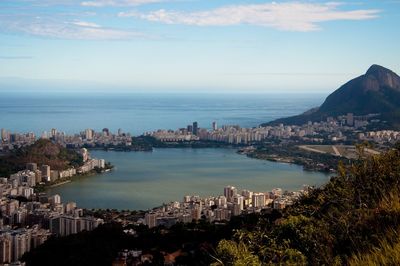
[{"x1": 46, "y1": 148, "x2": 330, "y2": 210}]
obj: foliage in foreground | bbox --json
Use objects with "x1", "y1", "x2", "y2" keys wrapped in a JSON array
[
  {"x1": 349, "y1": 232, "x2": 400, "y2": 266},
  {"x1": 214, "y1": 145, "x2": 400, "y2": 265}
]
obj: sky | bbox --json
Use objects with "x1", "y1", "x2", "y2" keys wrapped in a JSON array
[{"x1": 0, "y1": 0, "x2": 399, "y2": 93}]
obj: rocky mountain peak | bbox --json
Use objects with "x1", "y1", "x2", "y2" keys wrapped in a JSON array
[{"x1": 365, "y1": 64, "x2": 400, "y2": 90}]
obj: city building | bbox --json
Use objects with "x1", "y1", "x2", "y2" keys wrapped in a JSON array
[
  {"x1": 192, "y1": 122, "x2": 198, "y2": 136},
  {"x1": 212, "y1": 121, "x2": 217, "y2": 131},
  {"x1": 41, "y1": 165, "x2": 51, "y2": 182},
  {"x1": 144, "y1": 213, "x2": 157, "y2": 229},
  {"x1": 224, "y1": 186, "x2": 237, "y2": 202}
]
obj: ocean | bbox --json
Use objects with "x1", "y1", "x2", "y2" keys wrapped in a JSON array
[{"x1": 0, "y1": 93, "x2": 326, "y2": 135}]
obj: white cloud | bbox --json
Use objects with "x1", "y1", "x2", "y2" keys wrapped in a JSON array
[
  {"x1": 0, "y1": 0, "x2": 147, "y2": 41},
  {"x1": 72, "y1": 20, "x2": 101, "y2": 28},
  {"x1": 81, "y1": 0, "x2": 163, "y2": 7},
  {"x1": 119, "y1": 2, "x2": 380, "y2": 31},
  {"x1": 2, "y1": 18, "x2": 144, "y2": 40}
]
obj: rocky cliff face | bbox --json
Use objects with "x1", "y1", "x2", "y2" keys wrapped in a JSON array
[{"x1": 364, "y1": 64, "x2": 400, "y2": 90}]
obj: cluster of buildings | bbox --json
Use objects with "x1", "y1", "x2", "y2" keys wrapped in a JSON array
[
  {"x1": 0, "y1": 190, "x2": 103, "y2": 264},
  {"x1": 358, "y1": 130, "x2": 400, "y2": 144},
  {"x1": 146, "y1": 113, "x2": 380, "y2": 145},
  {"x1": 0, "y1": 129, "x2": 36, "y2": 151},
  {"x1": 0, "y1": 112, "x2": 389, "y2": 152},
  {"x1": 147, "y1": 121, "x2": 327, "y2": 145},
  {"x1": 0, "y1": 149, "x2": 106, "y2": 264},
  {"x1": 0, "y1": 128, "x2": 132, "y2": 152},
  {"x1": 77, "y1": 149, "x2": 106, "y2": 174},
  {"x1": 146, "y1": 122, "x2": 200, "y2": 142},
  {"x1": 43, "y1": 128, "x2": 132, "y2": 148},
  {"x1": 0, "y1": 226, "x2": 50, "y2": 264},
  {"x1": 143, "y1": 185, "x2": 309, "y2": 229}
]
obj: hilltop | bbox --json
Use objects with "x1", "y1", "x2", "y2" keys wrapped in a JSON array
[
  {"x1": 0, "y1": 139, "x2": 83, "y2": 177},
  {"x1": 266, "y1": 65, "x2": 400, "y2": 128}
]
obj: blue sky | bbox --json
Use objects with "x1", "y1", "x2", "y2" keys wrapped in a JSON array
[{"x1": 0, "y1": 0, "x2": 399, "y2": 93}]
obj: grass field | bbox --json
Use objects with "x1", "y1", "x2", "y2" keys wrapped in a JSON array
[{"x1": 298, "y1": 145, "x2": 374, "y2": 159}]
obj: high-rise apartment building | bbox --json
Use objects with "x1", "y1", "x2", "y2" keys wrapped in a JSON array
[
  {"x1": 41, "y1": 165, "x2": 51, "y2": 182},
  {"x1": 1, "y1": 129, "x2": 9, "y2": 142},
  {"x1": 212, "y1": 121, "x2": 217, "y2": 131},
  {"x1": 145, "y1": 213, "x2": 157, "y2": 229},
  {"x1": 224, "y1": 186, "x2": 237, "y2": 202},
  {"x1": 252, "y1": 193, "x2": 266, "y2": 208},
  {"x1": 192, "y1": 122, "x2": 198, "y2": 136},
  {"x1": 51, "y1": 128, "x2": 57, "y2": 139},
  {"x1": 347, "y1": 113, "x2": 354, "y2": 126},
  {"x1": 0, "y1": 235, "x2": 12, "y2": 264},
  {"x1": 85, "y1": 129, "x2": 94, "y2": 141}
]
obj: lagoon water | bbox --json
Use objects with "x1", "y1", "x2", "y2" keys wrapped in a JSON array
[{"x1": 46, "y1": 149, "x2": 330, "y2": 210}]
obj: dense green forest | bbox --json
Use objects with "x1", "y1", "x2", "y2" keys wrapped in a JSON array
[{"x1": 22, "y1": 144, "x2": 400, "y2": 265}]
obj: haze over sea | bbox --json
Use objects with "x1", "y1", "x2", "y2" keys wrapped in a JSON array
[{"x1": 0, "y1": 93, "x2": 326, "y2": 135}]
